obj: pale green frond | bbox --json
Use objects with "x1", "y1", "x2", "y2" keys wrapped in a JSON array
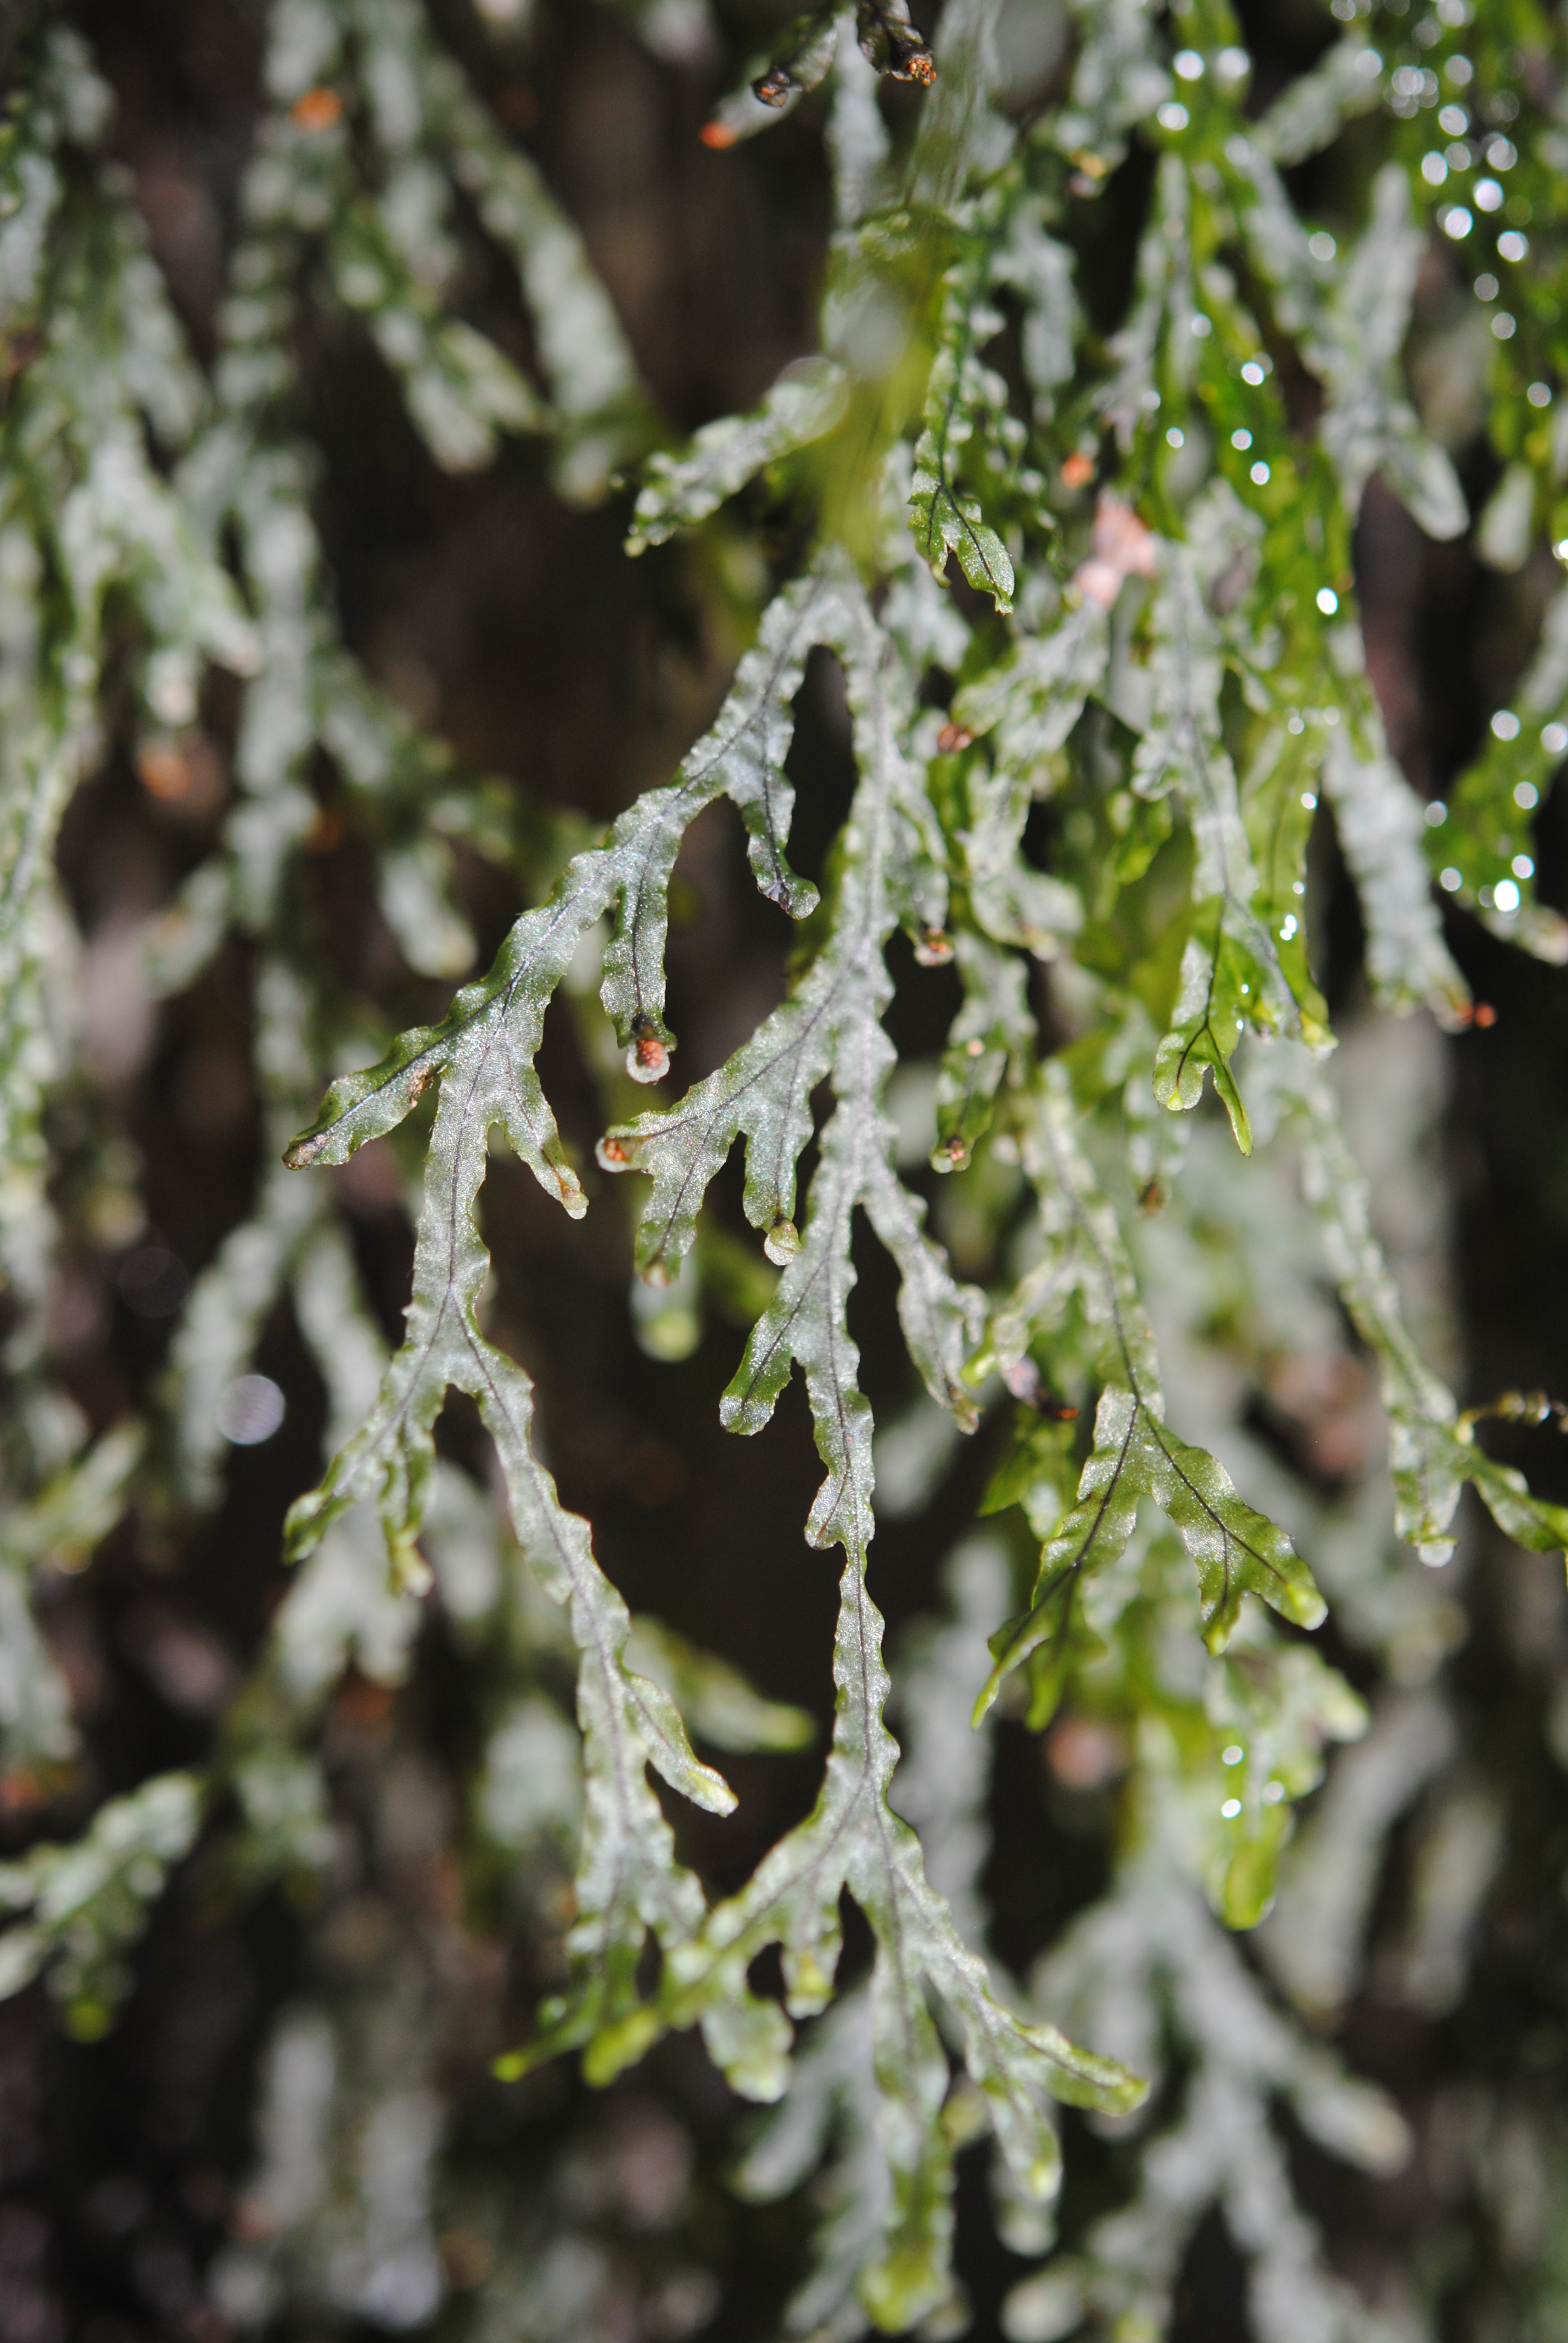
[
  {"x1": 1315, "y1": 166, "x2": 1467, "y2": 541},
  {"x1": 0, "y1": 1772, "x2": 201, "y2": 2039},
  {"x1": 622, "y1": 1616, "x2": 815, "y2": 1755},
  {"x1": 1319, "y1": 730, "x2": 1470, "y2": 1024},
  {"x1": 628, "y1": 358, "x2": 850, "y2": 552},
  {"x1": 1253, "y1": 37, "x2": 1387, "y2": 168}
]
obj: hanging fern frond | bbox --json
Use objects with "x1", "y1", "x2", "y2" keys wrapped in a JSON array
[{"x1": 4, "y1": 0, "x2": 1568, "y2": 2331}]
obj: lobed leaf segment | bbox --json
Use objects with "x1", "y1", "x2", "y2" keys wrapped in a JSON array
[{"x1": 975, "y1": 1066, "x2": 1327, "y2": 1729}]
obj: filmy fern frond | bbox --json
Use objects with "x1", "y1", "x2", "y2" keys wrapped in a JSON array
[
  {"x1": 285, "y1": 548, "x2": 1137, "y2": 2324},
  {"x1": 5, "y1": 0, "x2": 1568, "y2": 2330}
]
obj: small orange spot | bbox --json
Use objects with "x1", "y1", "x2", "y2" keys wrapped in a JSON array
[
  {"x1": 699, "y1": 119, "x2": 737, "y2": 149},
  {"x1": 491, "y1": 82, "x2": 537, "y2": 133},
  {"x1": 292, "y1": 86, "x2": 343, "y2": 133},
  {"x1": 333, "y1": 1671, "x2": 394, "y2": 1729},
  {"x1": 1060, "y1": 451, "x2": 1096, "y2": 490},
  {"x1": 599, "y1": 1136, "x2": 629, "y2": 1165},
  {"x1": 1473, "y1": 1001, "x2": 1498, "y2": 1028},
  {"x1": 439, "y1": 2231, "x2": 494, "y2": 2292},
  {"x1": 137, "y1": 733, "x2": 227, "y2": 816},
  {"x1": 906, "y1": 51, "x2": 936, "y2": 84},
  {"x1": 137, "y1": 740, "x2": 190, "y2": 800},
  {"x1": 936, "y1": 722, "x2": 975, "y2": 753},
  {"x1": 752, "y1": 68, "x2": 793, "y2": 107},
  {"x1": 1074, "y1": 493, "x2": 1158, "y2": 610},
  {"x1": 0, "y1": 1771, "x2": 44, "y2": 1815},
  {"x1": 307, "y1": 807, "x2": 342, "y2": 854},
  {"x1": 230, "y1": 2197, "x2": 279, "y2": 2244},
  {"x1": 1048, "y1": 1716, "x2": 1128, "y2": 1790}
]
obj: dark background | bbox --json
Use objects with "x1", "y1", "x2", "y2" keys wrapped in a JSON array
[{"x1": 1, "y1": 1, "x2": 1566, "y2": 2336}]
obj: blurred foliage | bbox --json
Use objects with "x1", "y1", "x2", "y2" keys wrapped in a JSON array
[{"x1": 0, "y1": 0, "x2": 1567, "y2": 2338}]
